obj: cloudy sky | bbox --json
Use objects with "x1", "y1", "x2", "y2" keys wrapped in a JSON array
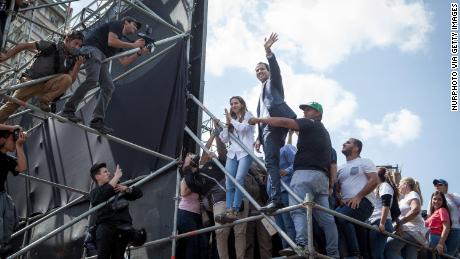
[{"x1": 203, "y1": 0, "x2": 457, "y2": 204}]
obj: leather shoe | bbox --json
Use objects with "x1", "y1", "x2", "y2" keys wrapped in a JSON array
[{"x1": 259, "y1": 201, "x2": 283, "y2": 213}]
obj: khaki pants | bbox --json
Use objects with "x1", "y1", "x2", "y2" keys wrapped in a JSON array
[
  {"x1": 0, "y1": 74, "x2": 72, "y2": 123},
  {"x1": 214, "y1": 200, "x2": 249, "y2": 259}
]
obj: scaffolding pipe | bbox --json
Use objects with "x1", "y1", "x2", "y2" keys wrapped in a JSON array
[
  {"x1": 113, "y1": 43, "x2": 177, "y2": 82},
  {"x1": 7, "y1": 159, "x2": 179, "y2": 259},
  {"x1": 0, "y1": 68, "x2": 15, "y2": 75},
  {"x1": 11, "y1": 195, "x2": 87, "y2": 239},
  {"x1": 15, "y1": 13, "x2": 65, "y2": 36},
  {"x1": 0, "y1": 74, "x2": 59, "y2": 94},
  {"x1": 1, "y1": 0, "x2": 15, "y2": 50},
  {"x1": 0, "y1": 94, "x2": 176, "y2": 162},
  {"x1": 18, "y1": 0, "x2": 79, "y2": 12},
  {"x1": 102, "y1": 32, "x2": 189, "y2": 64},
  {"x1": 305, "y1": 194, "x2": 314, "y2": 259},
  {"x1": 120, "y1": 0, "x2": 183, "y2": 34},
  {"x1": 17, "y1": 173, "x2": 88, "y2": 195},
  {"x1": 135, "y1": 202, "x2": 306, "y2": 249},
  {"x1": 170, "y1": 168, "x2": 181, "y2": 258}
]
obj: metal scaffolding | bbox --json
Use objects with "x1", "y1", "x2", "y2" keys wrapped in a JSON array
[{"x1": 0, "y1": 1, "x2": 458, "y2": 259}]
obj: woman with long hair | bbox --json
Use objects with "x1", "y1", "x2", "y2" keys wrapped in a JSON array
[
  {"x1": 218, "y1": 96, "x2": 254, "y2": 223},
  {"x1": 385, "y1": 177, "x2": 428, "y2": 259},
  {"x1": 425, "y1": 191, "x2": 451, "y2": 258},
  {"x1": 367, "y1": 167, "x2": 398, "y2": 258}
]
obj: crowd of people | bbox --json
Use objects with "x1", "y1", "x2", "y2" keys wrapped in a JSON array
[
  {"x1": 0, "y1": 12, "x2": 458, "y2": 258},
  {"x1": 177, "y1": 33, "x2": 460, "y2": 259}
]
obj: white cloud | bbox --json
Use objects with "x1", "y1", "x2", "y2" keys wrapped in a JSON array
[
  {"x1": 206, "y1": 0, "x2": 429, "y2": 147},
  {"x1": 206, "y1": 0, "x2": 431, "y2": 73},
  {"x1": 355, "y1": 109, "x2": 422, "y2": 146},
  {"x1": 243, "y1": 64, "x2": 358, "y2": 130}
]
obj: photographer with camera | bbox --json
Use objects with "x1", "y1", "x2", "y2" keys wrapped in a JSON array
[
  {"x1": 89, "y1": 163, "x2": 143, "y2": 259},
  {"x1": 62, "y1": 16, "x2": 149, "y2": 134},
  {"x1": 0, "y1": 123, "x2": 26, "y2": 254},
  {"x1": 0, "y1": 31, "x2": 85, "y2": 122}
]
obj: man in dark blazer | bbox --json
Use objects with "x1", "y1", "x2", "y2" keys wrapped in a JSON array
[{"x1": 255, "y1": 33, "x2": 296, "y2": 212}]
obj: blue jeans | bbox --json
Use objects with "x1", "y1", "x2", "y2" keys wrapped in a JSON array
[
  {"x1": 385, "y1": 232, "x2": 421, "y2": 259},
  {"x1": 289, "y1": 170, "x2": 339, "y2": 258},
  {"x1": 262, "y1": 125, "x2": 287, "y2": 203},
  {"x1": 368, "y1": 218, "x2": 394, "y2": 259},
  {"x1": 429, "y1": 233, "x2": 447, "y2": 259},
  {"x1": 64, "y1": 46, "x2": 115, "y2": 121},
  {"x1": 275, "y1": 191, "x2": 296, "y2": 248},
  {"x1": 446, "y1": 228, "x2": 460, "y2": 256},
  {"x1": 335, "y1": 197, "x2": 373, "y2": 256},
  {"x1": 225, "y1": 155, "x2": 252, "y2": 210}
]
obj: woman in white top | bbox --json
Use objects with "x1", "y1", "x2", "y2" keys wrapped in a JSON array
[
  {"x1": 368, "y1": 167, "x2": 398, "y2": 259},
  {"x1": 385, "y1": 177, "x2": 428, "y2": 259},
  {"x1": 218, "y1": 96, "x2": 254, "y2": 222}
]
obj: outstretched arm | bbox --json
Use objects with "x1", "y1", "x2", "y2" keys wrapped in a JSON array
[
  {"x1": 0, "y1": 42, "x2": 36, "y2": 62},
  {"x1": 249, "y1": 117, "x2": 299, "y2": 131},
  {"x1": 264, "y1": 33, "x2": 283, "y2": 97}
]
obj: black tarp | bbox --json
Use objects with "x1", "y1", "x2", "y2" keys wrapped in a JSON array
[{"x1": 3, "y1": 0, "x2": 206, "y2": 257}]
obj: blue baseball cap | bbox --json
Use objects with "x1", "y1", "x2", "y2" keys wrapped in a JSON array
[{"x1": 433, "y1": 179, "x2": 448, "y2": 186}]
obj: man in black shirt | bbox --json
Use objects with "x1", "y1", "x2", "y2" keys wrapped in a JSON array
[
  {"x1": 0, "y1": 31, "x2": 85, "y2": 122},
  {"x1": 249, "y1": 101, "x2": 339, "y2": 258},
  {"x1": 62, "y1": 16, "x2": 149, "y2": 134},
  {"x1": 89, "y1": 162, "x2": 142, "y2": 259},
  {"x1": 0, "y1": 123, "x2": 26, "y2": 253}
]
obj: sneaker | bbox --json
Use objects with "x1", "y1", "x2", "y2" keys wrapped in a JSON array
[
  {"x1": 38, "y1": 102, "x2": 51, "y2": 113},
  {"x1": 61, "y1": 111, "x2": 82, "y2": 123},
  {"x1": 222, "y1": 209, "x2": 238, "y2": 223},
  {"x1": 90, "y1": 119, "x2": 114, "y2": 134}
]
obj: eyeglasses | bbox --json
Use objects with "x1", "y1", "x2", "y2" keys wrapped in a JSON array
[{"x1": 435, "y1": 184, "x2": 446, "y2": 187}]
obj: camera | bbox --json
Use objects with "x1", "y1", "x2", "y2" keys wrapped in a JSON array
[
  {"x1": 12, "y1": 129, "x2": 20, "y2": 142},
  {"x1": 65, "y1": 49, "x2": 91, "y2": 71},
  {"x1": 137, "y1": 25, "x2": 156, "y2": 53}
]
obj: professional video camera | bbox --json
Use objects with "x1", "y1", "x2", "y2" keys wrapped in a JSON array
[{"x1": 136, "y1": 25, "x2": 156, "y2": 53}]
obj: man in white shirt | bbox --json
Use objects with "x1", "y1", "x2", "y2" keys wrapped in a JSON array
[
  {"x1": 335, "y1": 138, "x2": 379, "y2": 258},
  {"x1": 427, "y1": 179, "x2": 460, "y2": 256}
]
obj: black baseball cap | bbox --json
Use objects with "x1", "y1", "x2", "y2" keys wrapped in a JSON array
[{"x1": 122, "y1": 16, "x2": 142, "y2": 29}]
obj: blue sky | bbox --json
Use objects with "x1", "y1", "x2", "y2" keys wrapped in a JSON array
[{"x1": 203, "y1": 0, "x2": 458, "y2": 204}]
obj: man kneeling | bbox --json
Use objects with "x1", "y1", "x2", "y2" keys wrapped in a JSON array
[{"x1": 0, "y1": 31, "x2": 85, "y2": 122}]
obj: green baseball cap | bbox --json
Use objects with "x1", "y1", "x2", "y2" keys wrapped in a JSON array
[{"x1": 299, "y1": 101, "x2": 323, "y2": 114}]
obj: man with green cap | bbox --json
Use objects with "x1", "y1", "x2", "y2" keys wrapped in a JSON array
[{"x1": 249, "y1": 101, "x2": 339, "y2": 258}]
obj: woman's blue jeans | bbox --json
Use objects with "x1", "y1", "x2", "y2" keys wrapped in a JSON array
[{"x1": 225, "y1": 155, "x2": 252, "y2": 210}]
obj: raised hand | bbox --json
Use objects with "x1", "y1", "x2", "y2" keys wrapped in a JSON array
[
  {"x1": 114, "y1": 164, "x2": 123, "y2": 178},
  {"x1": 264, "y1": 32, "x2": 278, "y2": 54},
  {"x1": 133, "y1": 38, "x2": 145, "y2": 48},
  {"x1": 224, "y1": 108, "x2": 231, "y2": 124}
]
